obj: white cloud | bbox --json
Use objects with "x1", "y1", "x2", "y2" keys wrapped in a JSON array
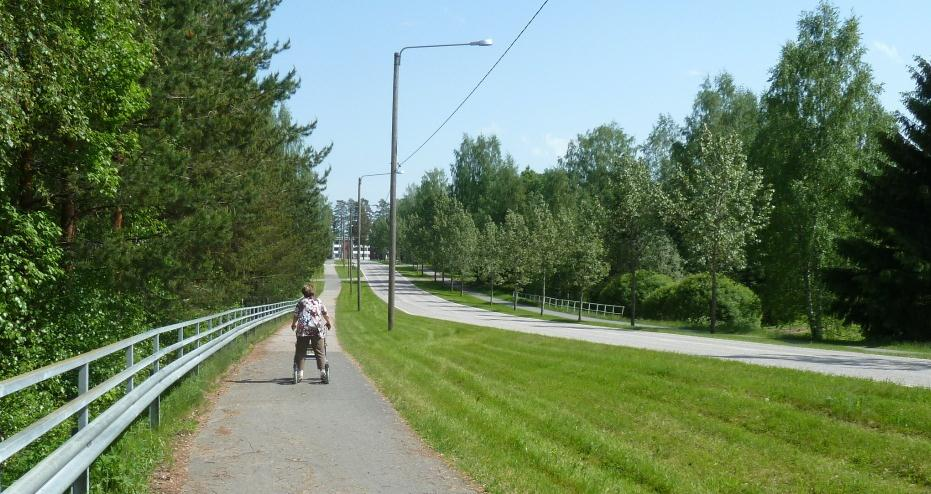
[
  {"x1": 544, "y1": 133, "x2": 569, "y2": 158},
  {"x1": 529, "y1": 134, "x2": 569, "y2": 160},
  {"x1": 479, "y1": 121, "x2": 502, "y2": 136},
  {"x1": 687, "y1": 69, "x2": 706, "y2": 78},
  {"x1": 872, "y1": 41, "x2": 903, "y2": 63}
]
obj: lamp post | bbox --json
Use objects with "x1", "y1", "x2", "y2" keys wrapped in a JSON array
[
  {"x1": 388, "y1": 38, "x2": 492, "y2": 331},
  {"x1": 357, "y1": 171, "x2": 395, "y2": 311}
]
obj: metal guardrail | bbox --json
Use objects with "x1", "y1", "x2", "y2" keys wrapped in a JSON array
[
  {"x1": 517, "y1": 293, "x2": 625, "y2": 319},
  {"x1": 0, "y1": 300, "x2": 296, "y2": 493}
]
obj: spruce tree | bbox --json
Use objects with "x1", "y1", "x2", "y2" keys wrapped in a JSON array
[{"x1": 826, "y1": 58, "x2": 931, "y2": 341}]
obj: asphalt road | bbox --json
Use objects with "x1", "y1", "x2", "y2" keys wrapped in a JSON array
[
  {"x1": 424, "y1": 267, "x2": 669, "y2": 328},
  {"x1": 180, "y1": 262, "x2": 476, "y2": 493},
  {"x1": 361, "y1": 261, "x2": 931, "y2": 388}
]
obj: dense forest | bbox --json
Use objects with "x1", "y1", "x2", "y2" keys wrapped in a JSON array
[
  {"x1": 384, "y1": 2, "x2": 930, "y2": 341},
  {"x1": 0, "y1": 0, "x2": 332, "y2": 473}
]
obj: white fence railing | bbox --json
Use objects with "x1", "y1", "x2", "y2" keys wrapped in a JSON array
[
  {"x1": 516, "y1": 293, "x2": 625, "y2": 319},
  {"x1": 0, "y1": 300, "x2": 295, "y2": 493}
]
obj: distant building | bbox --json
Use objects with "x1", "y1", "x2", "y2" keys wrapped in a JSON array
[{"x1": 331, "y1": 242, "x2": 371, "y2": 261}]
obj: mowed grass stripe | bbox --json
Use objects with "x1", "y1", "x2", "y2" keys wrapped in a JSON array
[
  {"x1": 466, "y1": 307, "x2": 931, "y2": 440},
  {"x1": 350, "y1": 321, "x2": 660, "y2": 492},
  {"x1": 336, "y1": 274, "x2": 931, "y2": 493},
  {"x1": 436, "y1": 338, "x2": 922, "y2": 491},
  {"x1": 410, "y1": 285, "x2": 931, "y2": 441},
  {"x1": 448, "y1": 336, "x2": 929, "y2": 487},
  {"x1": 453, "y1": 310, "x2": 931, "y2": 442},
  {"x1": 403, "y1": 341, "x2": 683, "y2": 492}
]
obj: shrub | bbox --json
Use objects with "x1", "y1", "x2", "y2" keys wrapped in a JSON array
[
  {"x1": 597, "y1": 271, "x2": 674, "y2": 314},
  {"x1": 642, "y1": 273, "x2": 762, "y2": 331}
]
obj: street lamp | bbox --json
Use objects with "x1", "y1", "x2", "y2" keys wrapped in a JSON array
[
  {"x1": 388, "y1": 38, "x2": 493, "y2": 331},
  {"x1": 357, "y1": 171, "x2": 397, "y2": 311}
]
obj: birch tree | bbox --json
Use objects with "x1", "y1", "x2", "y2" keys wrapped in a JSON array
[
  {"x1": 526, "y1": 200, "x2": 561, "y2": 315},
  {"x1": 559, "y1": 206, "x2": 609, "y2": 321},
  {"x1": 475, "y1": 220, "x2": 502, "y2": 303},
  {"x1": 606, "y1": 158, "x2": 668, "y2": 326},
  {"x1": 500, "y1": 210, "x2": 532, "y2": 310},
  {"x1": 752, "y1": 2, "x2": 890, "y2": 337},
  {"x1": 434, "y1": 198, "x2": 479, "y2": 295},
  {"x1": 669, "y1": 127, "x2": 772, "y2": 332}
]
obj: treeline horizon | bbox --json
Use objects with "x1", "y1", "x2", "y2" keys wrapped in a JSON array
[{"x1": 380, "y1": 1, "x2": 930, "y2": 342}]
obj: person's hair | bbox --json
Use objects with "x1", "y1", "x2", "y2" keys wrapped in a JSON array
[{"x1": 302, "y1": 283, "x2": 315, "y2": 297}]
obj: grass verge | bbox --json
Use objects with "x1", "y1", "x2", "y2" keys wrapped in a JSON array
[
  {"x1": 337, "y1": 272, "x2": 931, "y2": 493},
  {"x1": 87, "y1": 314, "x2": 288, "y2": 492},
  {"x1": 396, "y1": 265, "x2": 931, "y2": 360}
]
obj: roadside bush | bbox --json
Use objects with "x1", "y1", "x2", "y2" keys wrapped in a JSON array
[
  {"x1": 597, "y1": 271, "x2": 674, "y2": 314},
  {"x1": 643, "y1": 273, "x2": 762, "y2": 331}
]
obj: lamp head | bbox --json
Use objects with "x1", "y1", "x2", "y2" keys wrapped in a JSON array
[{"x1": 469, "y1": 39, "x2": 494, "y2": 46}]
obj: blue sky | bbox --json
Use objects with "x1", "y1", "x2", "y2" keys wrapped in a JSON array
[{"x1": 264, "y1": 1, "x2": 931, "y2": 203}]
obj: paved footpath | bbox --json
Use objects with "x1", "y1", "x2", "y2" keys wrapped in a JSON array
[
  {"x1": 180, "y1": 261, "x2": 476, "y2": 493},
  {"x1": 361, "y1": 261, "x2": 931, "y2": 388}
]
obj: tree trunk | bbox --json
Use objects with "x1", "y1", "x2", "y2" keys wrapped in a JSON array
[
  {"x1": 460, "y1": 271, "x2": 464, "y2": 296},
  {"x1": 113, "y1": 206, "x2": 124, "y2": 230},
  {"x1": 434, "y1": 269, "x2": 437, "y2": 282},
  {"x1": 578, "y1": 290, "x2": 583, "y2": 322},
  {"x1": 540, "y1": 267, "x2": 546, "y2": 316},
  {"x1": 61, "y1": 193, "x2": 77, "y2": 244},
  {"x1": 710, "y1": 268, "x2": 718, "y2": 334},
  {"x1": 490, "y1": 274, "x2": 494, "y2": 304},
  {"x1": 513, "y1": 287, "x2": 518, "y2": 310},
  {"x1": 804, "y1": 267, "x2": 823, "y2": 340},
  {"x1": 630, "y1": 265, "x2": 638, "y2": 327},
  {"x1": 18, "y1": 148, "x2": 36, "y2": 210}
]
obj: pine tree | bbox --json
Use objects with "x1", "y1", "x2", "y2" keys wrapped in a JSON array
[
  {"x1": 115, "y1": 0, "x2": 331, "y2": 317},
  {"x1": 826, "y1": 58, "x2": 931, "y2": 341}
]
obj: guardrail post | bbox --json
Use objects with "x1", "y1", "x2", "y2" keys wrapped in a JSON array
[
  {"x1": 125, "y1": 345, "x2": 134, "y2": 394},
  {"x1": 194, "y1": 321, "x2": 201, "y2": 375},
  {"x1": 72, "y1": 363, "x2": 90, "y2": 494},
  {"x1": 149, "y1": 334, "x2": 160, "y2": 429},
  {"x1": 177, "y1": 326, "x2": 184, "y2": 359}
]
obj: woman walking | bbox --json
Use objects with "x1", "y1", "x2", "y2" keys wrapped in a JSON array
[{"x1": 291, "y1": 283, "x2": 332, "y2": 383}]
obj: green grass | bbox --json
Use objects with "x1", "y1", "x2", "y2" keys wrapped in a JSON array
[
  {"x1": 396, "y1": 265, "x2": 931, "y2": 361},
  {"x1": 336, "y1": 272, "x2": 931, "y2": 493}
]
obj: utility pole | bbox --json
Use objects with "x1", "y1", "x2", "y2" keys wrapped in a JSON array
[
  {"x1": 357, "y1": 179, "x2": 362, "y2": 310},
  {"x1": 348, "y1": 200, "x2": 353, "y2": 294},
  {"x1": 388, "y1": 39, "x2": 491, "y2": 331},
  {"x1": 388, "y1": 51, "x2": 400, "y2": 331}
]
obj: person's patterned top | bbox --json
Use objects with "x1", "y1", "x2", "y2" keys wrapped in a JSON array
[{"x1": 294, "y1": 296, "x2": 328, "y2": 338}]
